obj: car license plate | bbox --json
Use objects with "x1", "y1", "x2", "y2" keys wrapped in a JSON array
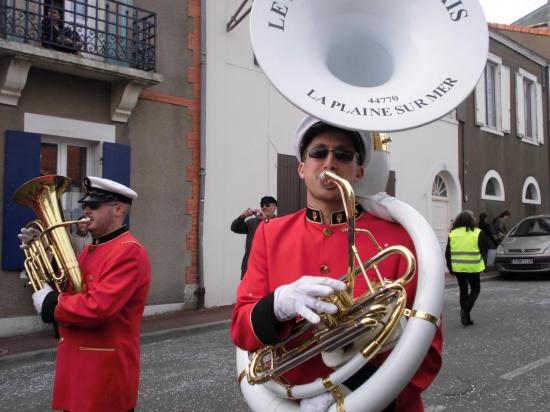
[{"x1": 512, "y1": 258, "x2": 533, "y2": 264}]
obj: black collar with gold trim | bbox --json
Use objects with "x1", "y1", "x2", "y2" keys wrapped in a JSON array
[
  {"x1": 306, "y1": 203, "x2": 365, "y2": 225},
  {"x1": 92, "y1": 225, "x2": 129, "y2": 245}
]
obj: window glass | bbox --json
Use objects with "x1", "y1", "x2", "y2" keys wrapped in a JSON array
[
  {"x1": 66, "y1": 145, "x2": 86, "y2": 191},
  {"x1": 510, "y1": 218, "x2": 550, "y2": 237},
  {"x1": 485, "y1": 62, "x2": 497, "y2": 128},
  {"x1": 65, "y1": 0, "x2": 87, "y2": 19},
  {"x1": 526, "y1": 184, "x2": 535, "y2": 200},
  {"x1": 65, "y1": 145, "x2": 87, "y2": 221},
  {"x1": 485, "y1": 179, "x2": 496, "y2": 196},
  {"x1": 40, "y1": 143, "x2": 58, "y2": 175},
  {"x1": 432, "y1": 175, "x2": 447, "y2": 198},
  {"x1": 524, "y1": 77, "x2": 535, "y2": 140}
]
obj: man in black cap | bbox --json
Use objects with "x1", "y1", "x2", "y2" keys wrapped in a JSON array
[
  {"x1": 230, "y1": 195, "x2": 277, "y2": 278},
  {"x1": 20, "y1": 176, "x2": 151, "y2": 412}
]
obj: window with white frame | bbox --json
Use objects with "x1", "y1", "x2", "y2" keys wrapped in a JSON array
[
  {"x1": 522, "y1": 176, "x2": 541, "y2": 205},
  {"x1": 24, "y1": 112, "x2": 116, "y2": 220},
  {"x1": 2, "y1": 114, "x2": 126, "y2": 270},
  {"x1": 481, "y1": 170, "x2": 505, "y2": 201},
  {"x1": 41, "y1": 136, "x2": 96, "y2": 221},
  {"x1": 475, "y1": 53, "x2": 511, "y2": 134},
  {"x1": 516, "y1": 68, "x2": 544, "y2": 145}
]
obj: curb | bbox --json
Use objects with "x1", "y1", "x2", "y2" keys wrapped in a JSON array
[{"x1": 140, "y1": 319, "x2": 230, "y2": 345}]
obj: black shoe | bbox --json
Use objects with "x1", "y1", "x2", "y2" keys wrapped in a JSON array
[{"x1": 460, "y1": 310, "x2": 473, "y2": 326}]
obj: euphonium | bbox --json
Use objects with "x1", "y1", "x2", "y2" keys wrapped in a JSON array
[
  {"x1": 246, "y1": 171, "x2": 416, "y2": 386},
  {"x1": 14, "y1": 175, "x2": 87, "y2": 293}
]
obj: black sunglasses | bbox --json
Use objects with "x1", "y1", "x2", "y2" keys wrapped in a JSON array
[
  {"x1": 260, "y1": 203, "x2": 273, "y2": 208},
  {"x1": 307, "y1": 146, "x2": 357, "y2": 162},
  {"x1": 81, "y1": 202, "x2": 118, "y2": 210}
]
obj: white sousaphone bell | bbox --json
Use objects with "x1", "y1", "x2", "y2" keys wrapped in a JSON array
[{"x1": 237, "y1": 1, "x2": 489, "y2": 411}]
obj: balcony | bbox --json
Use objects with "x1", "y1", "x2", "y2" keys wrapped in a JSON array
[{"x1": 0, "y1": 0, "x2": 162, "y2": 122}]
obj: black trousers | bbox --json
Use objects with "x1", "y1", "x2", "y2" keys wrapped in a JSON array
[{"x1": 455, "y1": 273, "x2": 481, "y2": 312}]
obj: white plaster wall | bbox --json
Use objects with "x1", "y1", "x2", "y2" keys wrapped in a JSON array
[
  {"x1": 202, "y1": 1, "x2": 303, "y2": 307},
  {"x1": 390, "y1": 117, "x2": 461, "y2": 223}
]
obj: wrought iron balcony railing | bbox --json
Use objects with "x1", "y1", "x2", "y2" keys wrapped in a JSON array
[{"x1": 0, "y1": 0, "x2": 156, "y2": 71}]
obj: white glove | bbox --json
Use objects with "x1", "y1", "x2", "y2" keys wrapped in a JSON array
[
  {"x1": 273, "y1": 276, "x2": 347, "y2": 324},
  {"x1": 32, "y1": 283, "x2": 53, "y2": 314},
  {"x1": 300, "y1": 392, "x2": 335, "y2": 412},
  {"x1": 18, "y1": 227, "x2": 41, "y2": 249}
]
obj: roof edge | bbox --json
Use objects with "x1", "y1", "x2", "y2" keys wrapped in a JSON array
[{"x1": 489, "y1": 22, "x2": 550, "y2": 37}]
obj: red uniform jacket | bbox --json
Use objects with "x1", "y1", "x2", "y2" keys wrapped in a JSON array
[
  {"x1": 51, "y1": 228, "x2": 151, "y2": 412},
  {"x1": 231, "y1": 207, "x2": 443, "y2": 411}
]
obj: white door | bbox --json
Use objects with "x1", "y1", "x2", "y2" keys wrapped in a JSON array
[
  {"x1": 432, "y1": 199, "x2": 449, "y2": 254},
  {"x1": 431, "y1": 175, "x2": 450, "y2": 254}
]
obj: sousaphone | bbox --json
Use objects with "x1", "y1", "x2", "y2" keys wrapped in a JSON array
[{"x1": 237, "y1": 1, "x2": 488, "y2": 411}]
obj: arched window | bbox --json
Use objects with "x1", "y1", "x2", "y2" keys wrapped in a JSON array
[
  {"x1": 522, "y1": 176, "x2": 541, "y2": 205},
  {"x1": 432, "y1": 174, "x2": 448, "y2": 199},
  {"x1": 481, "y1": 170, "x2": 505, "y2": 201}
]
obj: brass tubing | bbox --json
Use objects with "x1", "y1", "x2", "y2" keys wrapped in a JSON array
[{"x1": 246, "y1": 171, "x2": 417, "y2": 391}]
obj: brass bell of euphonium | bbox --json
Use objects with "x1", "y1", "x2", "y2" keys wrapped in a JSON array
[{"x1": 14, "y1": 175, "x2": 87, "y2": 293}]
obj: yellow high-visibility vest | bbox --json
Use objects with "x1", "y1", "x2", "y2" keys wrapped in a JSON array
[{"x1": 449, "y1": 227, "x2": 485, "y2": 273}]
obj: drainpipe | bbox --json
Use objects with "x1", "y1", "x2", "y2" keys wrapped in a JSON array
[
  {"x1": 196, "y1": 0, "x2": 207, "y2": 308},
  {"x1": 460, "y1": 119, "x2": 467, "y2": 205},
  {"x1": 547, "y1": 64, "x2": 550, "y2": 205},
  {"x1": 456, "y1": 102, "x2": 467, "y2": 205}
]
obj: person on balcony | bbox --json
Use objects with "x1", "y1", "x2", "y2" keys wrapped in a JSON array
[{"x1": 41, "y1": 6, "x2": 83, "y2": 53}]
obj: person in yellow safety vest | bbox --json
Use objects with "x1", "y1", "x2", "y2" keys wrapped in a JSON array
[{"x1": 445, "y1": 211, "x2": 490, "y2": 326}]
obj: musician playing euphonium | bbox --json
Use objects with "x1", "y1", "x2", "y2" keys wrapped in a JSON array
[
  {"x1": 231, "y1": 116, "x2": 443, "y2": 411},
  {"x1": 20, "y1": 177, "x2": 151, "y2": 412}
]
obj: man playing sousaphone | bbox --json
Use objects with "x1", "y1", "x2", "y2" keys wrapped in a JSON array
[{"x1": 231, "y1": 116, "x2": 443, "y2": 411}]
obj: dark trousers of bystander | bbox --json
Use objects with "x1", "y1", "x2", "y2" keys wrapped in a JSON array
[{"x1": 455, "y1": 273, "x2": 481, "y2": 325}]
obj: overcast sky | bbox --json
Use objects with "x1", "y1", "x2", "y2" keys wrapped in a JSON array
[{"x1": 480, "y1": 0, "x2": 547, "y2": 24}]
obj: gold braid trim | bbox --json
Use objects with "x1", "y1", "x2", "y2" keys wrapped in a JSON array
[
  {"x1": 403, "y1": 308, "x2": 441, "y2": 327},
  {"x1": 322, "y1": 377, "x2": 346, "y2": 412}
]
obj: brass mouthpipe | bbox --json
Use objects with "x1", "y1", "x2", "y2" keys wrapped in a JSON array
[{"x1": 319, "y1": 170, "x2": 356, "y2": 292}]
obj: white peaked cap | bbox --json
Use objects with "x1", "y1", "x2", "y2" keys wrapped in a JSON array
[{"x1": 78, "y1": 176, "x2": 137, "y2": 204}]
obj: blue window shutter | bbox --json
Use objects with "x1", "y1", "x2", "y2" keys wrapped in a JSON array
[
  {"x1": 103, "y1": 142, "x2": 131, "y2": 226},
  {"x1": 102, "y1": 142, "x2": 130, "y2": 186},
  {"x1": 3, "y1": 131, "x2": 41, "y2": 270}
]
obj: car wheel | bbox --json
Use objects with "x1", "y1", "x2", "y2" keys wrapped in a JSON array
[{"x1": 500, "y1": 271, "x2": 510, "y2": 280}]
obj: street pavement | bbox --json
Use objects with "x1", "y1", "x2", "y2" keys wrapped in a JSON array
[{"x1": 0, "y1": 270, "x2": 504, "y2": 412}]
